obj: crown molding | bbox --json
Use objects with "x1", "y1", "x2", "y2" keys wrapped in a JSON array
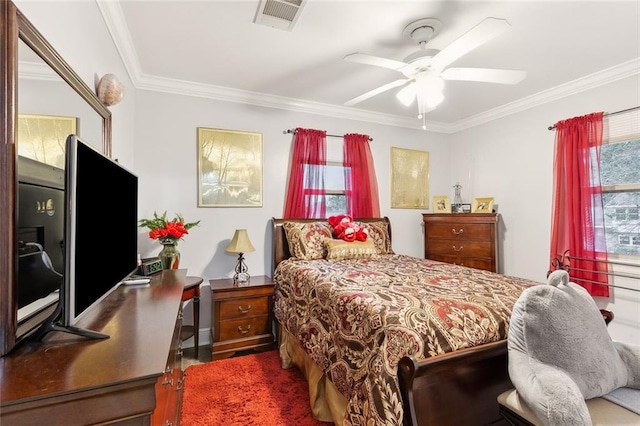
[
  {"x1": 18, "y1": 61, "x2": 60, "y2": 81},
  {"x1": 98, "y1": 1, "x2": 639, "y2": 134},
  {"x1": 450, "y1": 57, "x2": 640, "y2": 133}
]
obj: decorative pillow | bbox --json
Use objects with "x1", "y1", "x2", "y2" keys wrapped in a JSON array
[
  {"x1": 283, "y1": 221, "x2": 333, "y2": 260},
  {"x1": 507, "y1": 270, "x2": 640, "y2": 426},
  {"x1": 325, "y1": 239, "x2": 378, "y2": 261},
  {"x1": 356, "y1": 221, "x2": 393, "y2": 254}
]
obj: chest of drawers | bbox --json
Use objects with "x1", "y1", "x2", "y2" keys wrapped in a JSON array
[{"x1": 423, "y1": 213, "x2": 500, "y2": 272}]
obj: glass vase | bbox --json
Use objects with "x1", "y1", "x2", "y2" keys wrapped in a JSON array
[{"x1": 158, "y1": 242, "x2": 180, "y2": 270}]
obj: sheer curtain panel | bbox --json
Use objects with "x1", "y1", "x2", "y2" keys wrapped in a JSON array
[{"x1": 550, "y1": 112, "x2": 609, "y2": 296}]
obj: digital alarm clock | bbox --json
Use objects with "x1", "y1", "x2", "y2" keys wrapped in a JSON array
[{"x1": 139, "y1": 257, "x2": 163, "y2": 276}]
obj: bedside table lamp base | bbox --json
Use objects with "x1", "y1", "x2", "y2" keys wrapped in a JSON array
[{"x1": 233, "y1": 253, "x2": 250, "y2": 283}]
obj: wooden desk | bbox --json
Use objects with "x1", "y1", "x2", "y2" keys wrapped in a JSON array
[
  {"x1": 0, "y1": 270, "x2": 186, "y2": 426},
  {"x1": 181, "y1": 276, "x2": 203, "y2": 358}
]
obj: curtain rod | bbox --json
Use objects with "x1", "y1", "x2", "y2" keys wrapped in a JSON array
[
  {"x1": 284, "y1": 128, "x2": 373, "y2": 142},
  {"x1": 547, "y1": 105, "x2": 640, "y2": 131}
]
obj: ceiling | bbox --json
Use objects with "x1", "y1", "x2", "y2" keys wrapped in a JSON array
[{"x1": 99, "y1": 1, "x2": 640, "y2": 132}]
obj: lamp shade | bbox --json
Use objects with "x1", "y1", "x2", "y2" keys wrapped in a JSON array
[{"x1": 225, "y1": 229, "x2": 255, "y2": 254}]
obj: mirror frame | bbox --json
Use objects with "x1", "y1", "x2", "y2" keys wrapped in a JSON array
[{"x1": 0, "y1": 1, "x2": 112, "y2": 355}]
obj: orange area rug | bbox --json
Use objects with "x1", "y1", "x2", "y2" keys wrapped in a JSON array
[{"x1": 180, "y1": 350, "x2": 329, "y2": 425}]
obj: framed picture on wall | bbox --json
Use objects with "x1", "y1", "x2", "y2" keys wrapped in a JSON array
[
  {"x1": 197, "y1": 127, "x2": 263, "y2": 207},
  {"x1": 390, "y1": 147, "x2": 430, "y2": 209},
  {"x1": 17, "y1": 114, "x2": 78, "y2": 169},
  {"x1": 472, "y1": 197, "x2": 494, "y2": 213},
  {"x1": 433, "y1": 195, "x2": 451, "y2": 213}
]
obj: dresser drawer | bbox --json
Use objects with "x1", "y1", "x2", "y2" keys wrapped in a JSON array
[
  {"x1": 427, "y1": 239, "x2": 492, "y2": 257},
  {"x1": 426, "y1": 223, "x2": 491, "y2": 241},
  {"x1": 428, "y1": 255, "x2": 493, "y2": 271},
  {"x1": 219, "y1": 296, "x2": 269, "y2": 320},
  {"x1": 219, "y1": 315, "x2": 271, "y2": 341}
]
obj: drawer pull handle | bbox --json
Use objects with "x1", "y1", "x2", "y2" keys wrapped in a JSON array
[
  {"x1": 452, "y1": 246, "x2": 464, "y2": 252},
  {"x1": 162, "y1": 377, "x2": 174, "y2": 387},
  {"x1": 237, "y1": 325, "x2": 252, "y2": 334},
  {"x1": 452, "y1": 228, "x2": 464, "y2": 235},
  {"x1": 238, "y1": 304, "x2": 252, "y2": 314}
]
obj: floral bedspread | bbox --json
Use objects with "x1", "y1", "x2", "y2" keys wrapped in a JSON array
[{"x1": 274, "y1": 254, "x2": 538, "y2": 426}]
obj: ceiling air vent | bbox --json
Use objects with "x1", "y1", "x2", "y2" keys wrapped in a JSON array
[{"x1": 254, "y1": 0, "x2": 307, "y2": 31}]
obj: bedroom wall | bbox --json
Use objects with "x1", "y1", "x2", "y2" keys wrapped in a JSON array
[
  {"x1": 133, "y1": 90, "x2": 450, "y2": 345},
  {"x1": 13, "y1": 1, "x2": 639, "y2": 347},
  {"x1": 449, "y1": 74, "x2": 640, "y2": 345}
]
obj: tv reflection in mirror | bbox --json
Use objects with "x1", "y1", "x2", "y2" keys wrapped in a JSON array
[
  {"x1": 17, "y1": 156, "x2": 65, "y2": 341},
  {"x1": 25, "y1": 135, "x2": 139, "y2": 343}
]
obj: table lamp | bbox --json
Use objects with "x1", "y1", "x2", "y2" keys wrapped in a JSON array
[{"x1": 225, "y1": 229, "x2": 255, "y2": 283}]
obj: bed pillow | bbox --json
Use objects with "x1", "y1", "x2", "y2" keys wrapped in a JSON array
[
  {"x1": 356, "y1": 221, "x2": 393, "y2": 254},
  {"x1": 325, "y1": 239, "x2": 378, "y2": 261},
  {"x1": 283, "y1": 221, "x2": 333, "y2": 260}
]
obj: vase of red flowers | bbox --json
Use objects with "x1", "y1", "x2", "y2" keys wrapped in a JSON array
[{"x1": 139, "y1": 211, "x2": 200, "y2": 270}]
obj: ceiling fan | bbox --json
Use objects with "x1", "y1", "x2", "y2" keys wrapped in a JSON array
[{"x1": 343, "y1": 17, "x2": 527, "y2": 127}]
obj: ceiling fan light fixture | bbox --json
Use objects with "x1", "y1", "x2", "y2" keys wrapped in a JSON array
[{"x1": 396, "y1": 83, "x2": 416, "y2": 107}]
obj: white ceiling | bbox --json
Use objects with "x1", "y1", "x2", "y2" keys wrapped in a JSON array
[{"x1": 99, "y1": 0, "x2": 640, "y2": 132}]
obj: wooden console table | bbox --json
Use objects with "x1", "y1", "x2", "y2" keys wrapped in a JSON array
[{"x1": 0, "y1": 270, "x2": 187, "y2": 426}]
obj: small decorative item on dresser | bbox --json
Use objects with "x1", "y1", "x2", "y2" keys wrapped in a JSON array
[
  {"x1": 472, "y1": 197, "x2": 495, "y2": 213},
  {"x1": 433, "y1": 195, "x2": 451, "y2": 213},
  {"x1": 225, "y1": 229, "x2": 255, "y2": 283},
  {"x1": 138, "y1": 211, "x2": 200, "y2": 270}
]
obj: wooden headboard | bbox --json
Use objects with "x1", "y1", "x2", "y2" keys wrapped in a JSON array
[{"x1": 271, "y1": 217, "x2": 392, "y2": 274}]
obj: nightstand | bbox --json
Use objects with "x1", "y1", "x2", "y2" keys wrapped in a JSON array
[{"x1": 209, "y1": 276, "x2": 276, "y2": 360}]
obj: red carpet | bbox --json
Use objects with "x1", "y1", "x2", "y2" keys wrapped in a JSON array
[{"x1": 180, "y1": 350, "x2": 330, "y2": 425}]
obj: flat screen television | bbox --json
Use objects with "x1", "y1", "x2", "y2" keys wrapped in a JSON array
[{"x1": 30, "y1": 135, "x2": 139, "y2": 341}]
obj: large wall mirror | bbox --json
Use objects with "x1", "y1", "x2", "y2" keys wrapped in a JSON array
[{"x1": 0, "y1": 1, "x2": 112, "y2": 355}]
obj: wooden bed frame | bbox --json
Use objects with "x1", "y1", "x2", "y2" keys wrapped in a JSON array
[{"x1": 271, "y1": 217, "x2": 513, "y2": 426}]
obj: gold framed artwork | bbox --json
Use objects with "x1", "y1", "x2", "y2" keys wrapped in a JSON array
[
  {"x1": 390, "y1": 147, "x2": 429, "y2": 209},
  {"x1": 197, "y1": 127, "x2": 263, "y2": 207},
  {"x1": 472, "y1": 197, "x2": 494, "y2": 213},
  {"x1": 433, "y1": 195, "x2": 451, "y2": 213},
  {"x1": 17, "y1": 114, "x2": 78, "y2": 169}
]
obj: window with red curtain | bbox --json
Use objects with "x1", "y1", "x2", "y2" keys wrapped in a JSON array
[
  {"x1": 550, "y1": 112, "x2": 609, "y2": 296},
  {"x1": 343, "y1": 133, "x2": 380, "y2": 217},
  {"x1": 283, "y1": 128, "x2": 327, "y2": 218}
]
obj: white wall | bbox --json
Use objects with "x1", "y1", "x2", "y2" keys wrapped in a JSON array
[
  {"x1": 449, "y1": 75, "x2": 640, "y2": 345},
  {"x1": 14, "y1": 1, "x2": 639, "y2": 347}
]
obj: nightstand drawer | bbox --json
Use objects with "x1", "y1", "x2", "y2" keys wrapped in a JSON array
[
  {"x1": 428, "y1": 239, "x2": 492, "y2": 257},
  {"x1": 426, "y1": 223, "x2": 491, "y2": 241},
  {"x1": 219, "y1": 316, "x2": 271, "y2": 341},
  {"x1": 219, "y1": 296, "x2": 269, "y2": 320}
]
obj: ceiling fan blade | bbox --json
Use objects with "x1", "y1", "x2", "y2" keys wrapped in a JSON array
[
  {"x1": 441, "y1": 67, "x2": 526, "y2": 84},
  {"x1": 344, "y1": 79, "x2": 409, "y2": 106},
  {"x1": 344, "y1": 53, "x2": 407, "y2": 71},
  {"x1": 431, "y1": 17, "x2": 511, "y2": 71}
]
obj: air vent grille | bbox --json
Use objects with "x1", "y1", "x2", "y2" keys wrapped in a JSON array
[{"x1": 254, "y1": 0, "x2": 306, "y2": 31}]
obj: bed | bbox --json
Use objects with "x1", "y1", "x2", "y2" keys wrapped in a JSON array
[{"x1": 271, "y1": 217, "x2": 538, "y2": 426}]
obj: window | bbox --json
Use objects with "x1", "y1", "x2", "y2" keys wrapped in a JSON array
[
  {"x1": 302, "y1": 162, "x2": 348, "y2": 216},
  {"x1": 596, "y1": 111, "x2": 640, "y2": 256}
]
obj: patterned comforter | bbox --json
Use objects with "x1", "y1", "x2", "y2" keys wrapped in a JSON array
[{"x1": 274, "y1": 254, "x2": 537, "y2": 426}]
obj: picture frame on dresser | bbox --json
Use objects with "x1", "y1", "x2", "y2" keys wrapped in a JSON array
[
  {"x1": 472, "y1": 197, "x2": 494, "y2": 213},
  {"x1": 433, "y1": 195, "x2": 451, "y2": 213}
]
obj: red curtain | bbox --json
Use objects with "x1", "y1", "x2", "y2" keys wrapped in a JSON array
[
  {"x1": 550, "y1": 112, "x2": 609, "y2": 296},
  {"x1": 283, "y1": 128, "x2": 327, "y2": 218},
  {"x1": 343, "y1": 133, "x2": 380, "y2": 217}
]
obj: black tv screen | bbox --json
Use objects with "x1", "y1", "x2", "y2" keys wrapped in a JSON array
[{"x1": 64, "y1": 135, "x2": 138, "y2": 327}]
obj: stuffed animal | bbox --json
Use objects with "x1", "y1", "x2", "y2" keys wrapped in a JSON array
[
  {"x1": 507, "y1": 270, "x2": 640, "y2": 425},
  {"x1": 327, "y1": 215, "x2": 368, "y2": 242}
]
